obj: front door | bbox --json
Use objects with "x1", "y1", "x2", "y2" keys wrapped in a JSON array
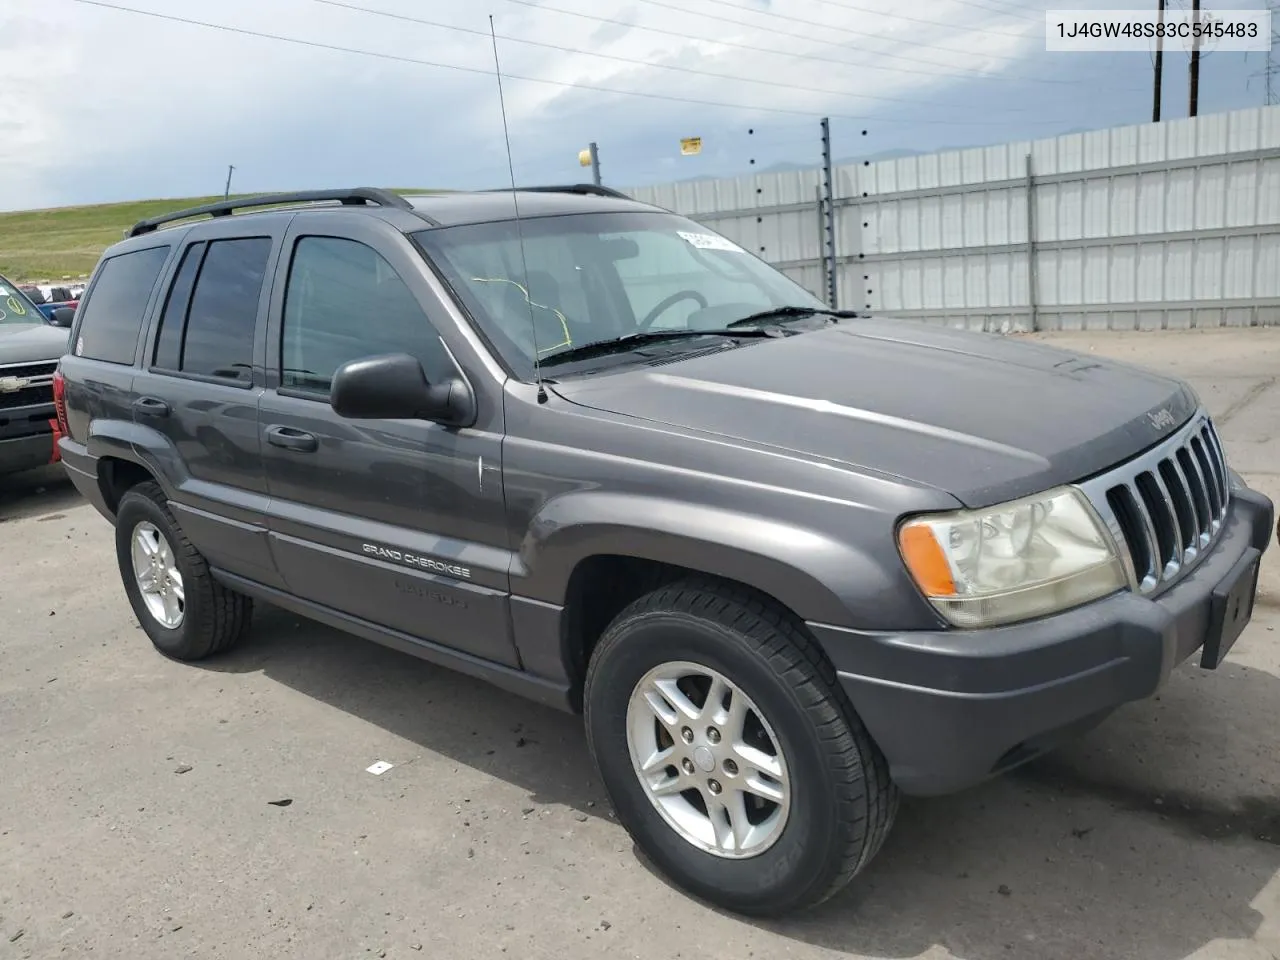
[{"x1": 258, "y1": 215, "x2": 518, "y2": 667}]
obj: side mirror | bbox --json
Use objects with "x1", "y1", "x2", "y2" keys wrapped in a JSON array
[
  {"x1": 330, "y1": 352, "x2": 474, "y2": 426},
  {"x1": 50, "y1": 307, "x2": 76, "y2": 328}
]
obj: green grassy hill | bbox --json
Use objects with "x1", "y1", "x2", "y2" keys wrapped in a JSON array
[{"x1": 0, "y1": 190, "x2": 435, "y2": 282}]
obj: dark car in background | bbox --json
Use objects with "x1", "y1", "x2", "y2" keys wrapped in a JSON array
[
  {"x1": 0, "y1": 275, "x2": 71, "y2": 476},
  {"x1": 17, "y1": 283, "x2": 80, "y2": 325}
]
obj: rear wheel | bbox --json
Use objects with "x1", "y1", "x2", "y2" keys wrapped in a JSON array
[
  {"x1": 115, "y1": 481, "x2": 252, "y2": 660},
  {"x1": 584, "y1": 579, "x2": 897, "y2": 916}
]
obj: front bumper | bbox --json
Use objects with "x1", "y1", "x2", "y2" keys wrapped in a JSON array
[
  {"x1": 0, "y1": 426, "x2": 58, "y2": 476},
  {"x1": 811, "y1": 486, "x2": 1274, "y2": 797}
]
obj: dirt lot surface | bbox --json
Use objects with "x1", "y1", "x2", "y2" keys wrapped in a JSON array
[{"x1": 1, "y1": 328, "x2": 1278, "y2": 960}]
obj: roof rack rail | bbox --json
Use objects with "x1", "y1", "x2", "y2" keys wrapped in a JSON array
[
  {"x1": 126, "y1": 187, "x2": 413, "y2": 238},
  {"x1": 484, "y1": 183, "x2": 632, "y2": 200}
]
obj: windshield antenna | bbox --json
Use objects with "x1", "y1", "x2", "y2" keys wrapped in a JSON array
[{"x1": 489, "y1": 15, "x2": 547, "y2": 404}]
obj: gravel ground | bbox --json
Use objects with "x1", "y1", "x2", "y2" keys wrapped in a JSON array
[{"x1": 1, "y1": 328, "x2": 1278, "y2": 960}]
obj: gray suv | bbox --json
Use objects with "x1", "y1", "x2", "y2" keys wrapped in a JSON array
[{"x1": 55, "y1": 186, "x2": 1274, "y2": 916}]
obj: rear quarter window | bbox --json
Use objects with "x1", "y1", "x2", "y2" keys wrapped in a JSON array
[{"x1": 75, "y1": 246, "x2": 171, "y2": 365}]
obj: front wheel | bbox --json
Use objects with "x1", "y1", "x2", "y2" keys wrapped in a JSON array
[{"x1": 584, "y1": 579, "x2": 898, "y2": 916}]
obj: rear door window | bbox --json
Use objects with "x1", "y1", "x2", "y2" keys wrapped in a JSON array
[
  {"x1": 74, "y1": 246, "x2": 171, "y2": 364},
  {"x1": 150, "y1": 237, "x2": 271, "y2": 383},
  {"x1": 152, "y1": 242, "x2": 205, "y2": 371}
]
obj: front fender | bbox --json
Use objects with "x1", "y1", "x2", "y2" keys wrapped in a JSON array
[{"x1": 513, "y1": 491, "x2": 941, "y2": 631}]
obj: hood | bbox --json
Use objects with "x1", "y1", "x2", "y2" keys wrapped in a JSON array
[
  {"x1": 550, "y1": 318, "x2": 1198, "y2": 507},
  {"x1": 0, "y1": 323, "x2": 71, "y2": 365}
]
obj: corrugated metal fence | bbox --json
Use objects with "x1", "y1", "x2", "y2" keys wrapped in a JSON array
[{"x1": 626, "y1": 105, "x2": 1280, "y2": 332}]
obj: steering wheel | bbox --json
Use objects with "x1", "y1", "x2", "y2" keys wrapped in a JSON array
[{"x1": 638, "y1": 290, "x2": 709, "y2": 332}]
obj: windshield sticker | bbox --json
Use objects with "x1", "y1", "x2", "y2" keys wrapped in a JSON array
[
  {"x1": 677, "y1": 231, "x2": 745, "y2": 253},
  {"x1": 5, "y1": 295, "x2": 27, "y2": 317}
]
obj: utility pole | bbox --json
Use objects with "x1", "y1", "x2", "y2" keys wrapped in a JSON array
[
  {"x1": 224, "y1": 164, "x2": 236, "y2": 200},
  {"x1": 1269, "y1": 44, "x2": 1279, "y2": 105},
  {"x1": 1152, "y1": 0, "x2": 1165, "y2": 121},
  {"x1": 1189, "y1": 0, "x2": 1202, "y2": 117},
  {"x1": 1245, "y1": 1, "x2": 1279, "y2": 104},
  {"x1": 588, "y1": 142, "x2": 601, "y2": 186},
  {"x1": 1264, "y1": 1, "x2": 1280, "y2": 104},
  {"x1": 819, "y1": 117, "x2": 838, "y2": 309}
]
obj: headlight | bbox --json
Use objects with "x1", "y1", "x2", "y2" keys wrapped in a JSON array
[{"x1": 897, "y1": 486, "x2": 1126, "y2": 628}]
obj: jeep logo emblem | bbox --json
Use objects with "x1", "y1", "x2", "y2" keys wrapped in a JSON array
[{"x1": 1146, "y1": 408, "x2": 1177, "y2": 431}]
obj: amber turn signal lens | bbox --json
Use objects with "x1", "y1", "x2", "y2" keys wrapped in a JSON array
[{"x1": 898, "y1": 523, "x2": 957, "y2": 597}]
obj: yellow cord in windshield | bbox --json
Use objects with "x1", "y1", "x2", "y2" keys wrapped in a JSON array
[{"x1": 469, "y1": 277, "x2": 573, "y2": 355}]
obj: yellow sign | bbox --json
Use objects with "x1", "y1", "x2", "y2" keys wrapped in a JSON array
[
  {"x1": 680, "y1": 137, "x2": 702, "y2": 156},
  {"x1": 578, "y1": 149, "x2": 592, "y2": 167}
]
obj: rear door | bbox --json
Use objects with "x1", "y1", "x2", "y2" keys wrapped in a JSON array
[
  {"x1": 258, "y1": 213, "x2": 518, "y2": 666},
  {"x1": 134, "y1": 218, "x2": 286, "y2": 588}
]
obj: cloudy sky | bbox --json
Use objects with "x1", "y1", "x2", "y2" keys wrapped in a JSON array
[{"x1": 0, "y1": 0, "x2": 1271, "y2": 210}]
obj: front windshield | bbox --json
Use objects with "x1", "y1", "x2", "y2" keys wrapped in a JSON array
[
  {"x1": 0, "y1": 276, "x2": 43, "y2": 326},
  {"x1": 414, "y1": 211, "x2": 828, "y2": 379}
]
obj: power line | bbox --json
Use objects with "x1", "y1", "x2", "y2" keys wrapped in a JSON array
[
  {"x1": 931, "y1": 0, "x2": 1046, "y2": 20},
  {"x1": 966, "y1": 0, "x2": 1053, "y2": 17},
  {"x1": 501, "y1": 0, "x2": 1130, "y2": 89},
  {"x1": 659, "y1": 0, "x2": 1034, "y2": 45},
  {"x1": 64, "y1": 0, "x2": 1068, "y2": 125},
  {"x1": 57, "y1": 0, "x2": 863, "y2": 121},
  {"x1": 316, "y1": 0, "x2": 1051, "y2": 116},
  {"x1": 629, "y1": 0, "x2": 1039, "y2": 73},
  {"x1": 812, "y1": 0, "x2": 1047, "y2": 22}
]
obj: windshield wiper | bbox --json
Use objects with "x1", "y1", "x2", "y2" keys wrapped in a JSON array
[
  {"x1": 540, "y1": 328, "x2": 776, "y2": 368},
  {"x1": 726, "y1": 306, "x2": 862, "y2": 329}
]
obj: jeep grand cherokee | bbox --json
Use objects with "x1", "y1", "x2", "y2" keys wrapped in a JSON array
[{"x1": 55, "y1": 186, "x2": 1274, "y2": 916}]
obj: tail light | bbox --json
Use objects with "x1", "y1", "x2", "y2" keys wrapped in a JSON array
[{"x1": 52, "y1": 366, "x2": 69, "y2": 437}]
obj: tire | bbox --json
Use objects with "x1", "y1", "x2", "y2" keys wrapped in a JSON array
[
  {"x1": 584, "y1": 578, "x2": 898, "y2": 916},
  {"x1": 115, "y1": 481, "x2": 253, "y2": 661}
]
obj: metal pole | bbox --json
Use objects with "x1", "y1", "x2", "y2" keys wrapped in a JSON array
[
  {"x1": 815, "y1": 185, "x2": 827, "y2": 301},
  {"x1": 224, "y1": 164, "x2": 235, "y2": 200},
  {"x1": 1263, "y1": 1, "x2": 1280, "y2": 105},
  {"x1": 1189, "y1": 0, "x2": 1201, "y2": 117},
  {"x1": 588, "y1": 142, "x2": 601, "y2": 186},
  {"x1": 1153, "y1": 0, "x2": 1165, "y2": 121},
  {"x1": 1025, "y1": 153, "x2": 1039, "y2": 332},
  {"x1": 820, "y1": 118, "x2": 838, "y2": 309}
]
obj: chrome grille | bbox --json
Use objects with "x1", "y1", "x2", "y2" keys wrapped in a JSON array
[
  {"x1": 1077, "y1": 411, "x2": 1230, "y2": 595},
  {"x1": 0, "y1": 360, "x2": 56, "y2": 412}
]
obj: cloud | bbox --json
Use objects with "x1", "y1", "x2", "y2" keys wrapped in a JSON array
[{"x1": 0, "y1": 0, "x2": 1264, "y2": 210}]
